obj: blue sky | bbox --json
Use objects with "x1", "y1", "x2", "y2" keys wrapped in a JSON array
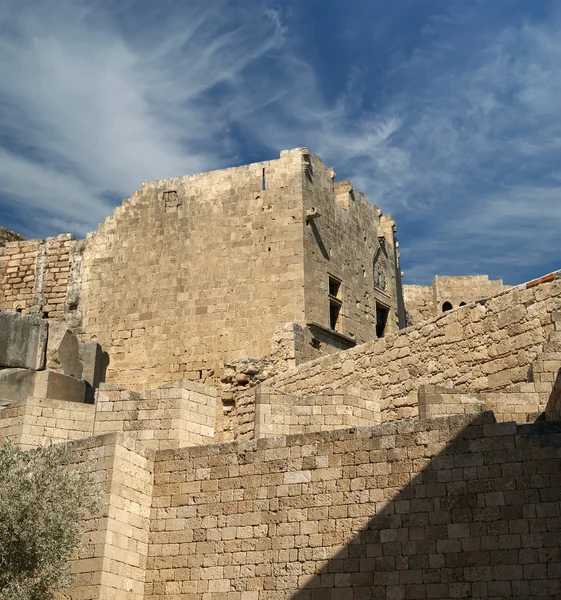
[{"x1": 0, "y1": 0, "x2": 560, "y2": 285}]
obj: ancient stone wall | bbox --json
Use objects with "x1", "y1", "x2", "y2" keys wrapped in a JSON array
[
  {"x1": 0, "y1": 238, "x2": 42, "y2": 313},
  {"x1": 402, "y1": 284, "x2": 434, "y2": 325},
  {"x1": 404, "y1": 275, "x2": 507, "y2": 326},
  {"x1": 254, "y1": 385, "x2": 381, "y2": 438},
  {"x1": 246, "y1": 272, "x2": 561, "y2": 427},
  {"x1": 66, "y1": 433, "x2": 154, "y2": 600},
  {"x1": 78, "y1": 148, "x2": 399, "y2": 398},
  {"x1": 93, "y1": 380, "x2": 216, "y2": 449},
  {"x1": 143, "y1": 412, "x2": 561, "y2": 599},
  {"x1": 0, "y1": 397, "x2": 94, "y2": 449},
  {"x1": 0, "y1": 226, "x2": 25, "y2": 246},
  {"x1": 0, "y1": 234, "x2": 83, "y2": 324},
  {"x1": 300, "y1": 158, "x2": 400, "y2": 362},
  {"x1": 80, "y1": 150, "x2": 307, "y2": 392}
]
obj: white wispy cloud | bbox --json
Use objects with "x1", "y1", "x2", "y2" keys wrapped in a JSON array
[
  {"x1": 0, "y1": 0, "x2": 284, "y2": 237},
  {"x1": 238, "y1": 5, "x2": 561, "y2": 284},
  {"x1": 1, "y1": 0, "x2": 559, "y2": 286}
]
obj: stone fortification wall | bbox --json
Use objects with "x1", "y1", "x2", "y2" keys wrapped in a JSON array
[
  {"x1": 402, "y1": 284, "x2": 434, "y2": 325},
  {"x1": 404, "y1": 274, "x2": 507, "y2": 326},
  {"x1": 66, "y1": 433, "x2": 154, "y2": 600},
  {"x1": 79, "y1": 148, "x2": 400, "y2": 395},
  {"x1": 93, "y1": 379, "x2": 216, "y2": 449},
  {"x1": 300, "y1": 158, "x2": 400, "y2": 361},
  {"x1": 80, "y1": 149, "x2": 307, "y2": 393},
  {"x1": 246, "y1": 272, "x2": 561, "y2": 427},
  {"x1": 0, "y1": 379, "x2": 217, "y2": 451},
  {"x1": 433, "y1": 275, "x2": 506, "y2": 311},
  {"x1": 0, "y1": 226, "x2": 25, "y2": 246},
  {"x1": 254, "y1": 385, "x2": 381, "y2": 438},
  {"x1": 144, "y1": 412, "x2": 561, "y2": 599},
  {"x1": 0, "y1": 234, "x2": 83, "y2": 324},
  {"x1": 0, "y1": 397, "x2": 95, "y2": 450}
]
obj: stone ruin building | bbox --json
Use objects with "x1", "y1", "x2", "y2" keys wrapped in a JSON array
[
  {"x1": 1, "y1": 148, "x2": 561, "y2": 599},
  {"x1": 403, "y1": 275, "x2": 509, "y2": 326}
]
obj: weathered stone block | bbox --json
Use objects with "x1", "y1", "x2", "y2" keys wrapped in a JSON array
[
  {"x1": 32, "y1": 370, "x2": 85, "y2": 402},
  {"x1": 0, "y1": 368, "x2": 85, "y2": 403},
  {"x1": 46, "y1": 321, "x2": 82, "y2": 378},
  {"x1": 0, "y1": 310, "x2": 47, "y2": 370},
  {"x1": 0, "y1": 368, "x2": 37, "y2": 402},
  {"x1": 79, "y1": 341, "x2": 107, "y2": 403}
]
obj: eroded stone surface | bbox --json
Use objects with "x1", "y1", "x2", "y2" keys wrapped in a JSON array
[
  {"x1": 46, "y1": 321, "x2": 82, "y2": 378},
  {"x1": 0, "y1": 310, "x2": 47, "y2": 370}
]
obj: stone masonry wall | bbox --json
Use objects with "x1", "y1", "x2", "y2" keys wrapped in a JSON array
[
  {"x1": 404, "y1": 275, "x2": 507, "y2": 326},
  {"x1": 0, "y1": 379, "x2": 217, "y2": 451},
  {"x1": 0, "y1": 397, "x2": 94, "y2": 450},
  {"x1": 0, "y1": 238, "x2": 42, "y2": 312},
  {"x1": 80, "y1": 149, "x2": 307, "y2": 392},
  {"x1": 144, "y1": 412, "x2": 561, "y2": 600},
  {"x1": 93, "y1": 380, "x2": 216, "y2": 449},
  {"x1": 402, "y1": 284, "x2": 434, "y2": 326},
  {"x1": 251, "y1": 272, "x2": 561, "y2": 426},
  {"x1": 0, "y1": 234, "x2": 83, "y2": 325},
  {"x1": 66, "y1": 433, "x2": 155, "y2": 600},
  {"x1": 254, "y1": 385, "x2": 381, "y2": 438},
  {"x1": 301, "y1": 157, "x2": 400, "y2": 357}
]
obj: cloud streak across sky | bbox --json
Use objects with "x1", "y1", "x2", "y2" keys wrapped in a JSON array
[{"x1": 0, "y1": 0, "x2": 559, "y2": 285}]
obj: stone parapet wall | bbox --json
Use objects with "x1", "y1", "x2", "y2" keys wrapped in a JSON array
[
  {"x1": 255, "y1": 272, "x2": 561, "y2": 425},
  {"x1": 0, "y1": 397, "x2": 94, "y2": 449},
  {"x1": 254, "y1": 385, "x2": 381, "y2": 438},
  {"x1": 404, "y1": 274, "x2": 508, "y2": 326},
  {"x1": 66, "y1": 433, "x2": 155, "y2": 600},
  {"x1": 403, "y1": 284, "x2": 434, "y2": 326},
  {"x1": 94, "y1": 380, "x2": 217, "y2": 449},
  {"x1": 143, "y1": 412, "x2": 561, "y2": 599}
]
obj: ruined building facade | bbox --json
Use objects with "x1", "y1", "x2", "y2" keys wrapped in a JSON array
[
  {"x1": 2, "y1": 150, "x2": 561, "y2": 599},
  {"x1": 0, "y1": 148, "x2": 403, "y2": 397},
  {"x1": 403, "y1": 274, "x2": 508, "y2": 325}
]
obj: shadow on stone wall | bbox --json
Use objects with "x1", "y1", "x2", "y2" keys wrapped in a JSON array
[{"x1": 289, "y1": 413, "x2": 561, "y2": 600}]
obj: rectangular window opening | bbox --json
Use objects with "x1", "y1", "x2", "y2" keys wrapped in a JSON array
[
  {"x1": 328, "y1": 275, "x2": 343, "y2": 332},
  {"x1": 330, "y1": 300, "x2": 342, "y2": 332},
  {"x1": 328, "y1": 275, "x2": 341, "y2": 299},
  {"x1": 262, "y1": 168, "x2": 266, "y2": 191},
  {"x1": 376, "y1": 303, "x2": 389, "y2": 338}
]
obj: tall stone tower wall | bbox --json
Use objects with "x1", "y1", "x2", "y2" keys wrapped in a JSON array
[
  {"x1": 300, "y1": 154, "x2": 400, "y2": 363},
  {"x1": 80, "y1": 150, "x2": 307, "y2": 391},
  {"x1": 0, "y1": 149, "x2": 403, "y2": 400}
]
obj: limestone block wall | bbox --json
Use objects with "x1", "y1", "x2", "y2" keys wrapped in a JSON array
[
  {"x1": 0, "y1": 238, "x2": 42, "y2": 312},
  {"x1": 0, "y1": 398, "x2": 94, "y2": 449},
  {"x1": 302, "y1": 157, "x2": 400, "y2": 358},
  {"x1": 434, "y1": 275, "x2": 507, "y2": 311},
  {"x1": 93, "y1": 380, "x2": 217, "y2": 449},
  {"x1": 0, "y1": 234, "x2": 83, "y2": 322},
  {"x1": 254, "y1": 385, "x2": 380, "y2": 438},
  {"x1": 402, "y1": 284, "x2": 434, "y2": 325},
  {"x1": 80, "y1": 150, "x2": 307, "y2": 392},
  {"x1": 404, "y1": 275, "x2": 508, "y2": 326},
  {"x1": 66, "y1": 433, "x2": 155, "y2": 600},
  {"x1": 144, "y1": 413, "x2": 561, "y2": 600},
  {"x1": 252, "y1": 272, "x2": 561, "y2": 426}
]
